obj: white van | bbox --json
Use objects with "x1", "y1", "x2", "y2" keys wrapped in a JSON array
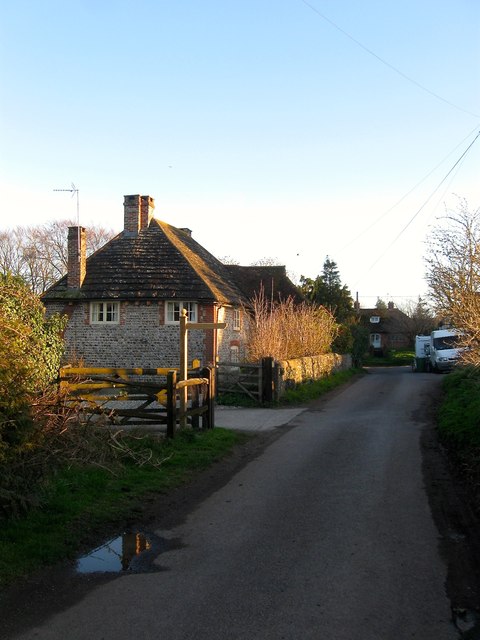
[
  {"x1": 428, "y1": 329, "x2": 462, "y2": 372},
  {"x1": 412, "y1": 335, "x2": 431, "y2": 372}
]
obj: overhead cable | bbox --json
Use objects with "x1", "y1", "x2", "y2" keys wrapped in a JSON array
[
  {"x1": 353, "y1": 130, "x2": 480, "y2": 284},
  {"x1": 338, "y1": 124, "x2": 480, "y2": 254},
  {"x1": 299, "y1": 0, "x2": 480, "y2": 119}
]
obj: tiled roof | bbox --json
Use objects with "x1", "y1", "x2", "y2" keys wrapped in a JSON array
[
  {"x1": 224, "y1": 265, "x2": 303, "y2": 303},
  {"x1": 357, "y1": 307, "x2": 409, "y2": 332},
  {"x1": 42, "y1": 219, "x2": 245, "y2": 304}
]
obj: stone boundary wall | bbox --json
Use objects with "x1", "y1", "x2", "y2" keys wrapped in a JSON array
[{"x1": 278, "y1": 353, "x2": 352, "y2": 393}]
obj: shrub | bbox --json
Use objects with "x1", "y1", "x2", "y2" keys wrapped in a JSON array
[
  {"x1": 0, "y1": 274, "x2": 66, "y2": 461},
  {"x1": 246, "y1": 290, "x2": 338, "y2": 362}
]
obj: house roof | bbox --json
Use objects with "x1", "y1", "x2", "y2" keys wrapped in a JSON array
[
  {"x1": 42, "y1": 219, "x2": 245, "y2": 304},
  {"x1": 356, "y1": 306, "x2": 409, "y2": 333},
  {"x1": 225, "y1": 265, "x2": 303, "y2": 303}
]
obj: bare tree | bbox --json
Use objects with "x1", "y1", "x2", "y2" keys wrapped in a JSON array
[
  {"x1": 250, "y1": 257, "x2": 281, "y2": 266},
  {"x1": 424, "y1": 199, "x2": 480, "y2": 364},
  {"x1": 396, "y1": 297, "x2": 437, "y2": 342},
  {"x1": 0, "y1": 220, "x2": 116, "y2": 294}
]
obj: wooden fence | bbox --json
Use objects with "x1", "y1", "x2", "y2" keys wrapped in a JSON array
[
  {"x1": 59, "y1": 365, "x2": 215, "y2": 437},
  {"x1": 217, "y1": 357, "x2": 280, "y2": 404}
]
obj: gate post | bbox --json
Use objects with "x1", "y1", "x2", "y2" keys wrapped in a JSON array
[
  {"x1": 201, "y1": 366, "x2": 214, "y2": 430},
  {"x1": 166, "y1": 370, "x2": 177, "y2": 438},
  {"x1": 261, "y1": 356, "x2": 274, "y2": 404}
]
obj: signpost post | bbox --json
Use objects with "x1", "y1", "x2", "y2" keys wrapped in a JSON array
[{"x1": 179, "y1": 309, "x2": 226, "y2": 428}]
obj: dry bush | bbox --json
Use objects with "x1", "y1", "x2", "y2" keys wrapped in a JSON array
[
  {"x1": 246, "y1": 290, "x2": 338, "y2": 362},
  {"x1": 425, "y1": 200, "x2": 480, "y2": 365}
]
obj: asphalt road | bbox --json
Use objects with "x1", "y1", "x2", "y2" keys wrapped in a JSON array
[{"x1": 5, "y1": 368, "x2": 464, "y2": 639}]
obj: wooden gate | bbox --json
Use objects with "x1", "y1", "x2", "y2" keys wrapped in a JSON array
[
  {"x1": 217, "y1": 357, "x2": 277, "y2": 404},
  {"x1": 59, "y1": 365, "x2": 215, "y2": 437}
]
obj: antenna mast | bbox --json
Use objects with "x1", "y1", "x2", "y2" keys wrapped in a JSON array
[
  {"x1": 53, "y1": 183, "x2": 79, "y2": 225},
  {"x1": 54, "y1": 183, "x2": 80, "y2": 262}
]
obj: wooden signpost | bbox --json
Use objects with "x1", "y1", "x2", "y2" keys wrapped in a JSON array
[{"x1": 179, "y1": 309, "x2": 226, "y2": 428}]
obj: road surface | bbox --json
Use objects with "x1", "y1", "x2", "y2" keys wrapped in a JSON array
[{"x1": 3, "y1": 367, "x2": 471, "y2": 639}]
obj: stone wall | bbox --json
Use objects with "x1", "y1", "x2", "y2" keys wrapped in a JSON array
[
  {"x1": 46, "y1": 300, "x2": 250, "y2": 369},
  {"x1": 49, "y1": 301, "x2": 205, "y2": 368},
  {"x1": 278, "y1": 353, "x2": 352, "y2": 393},
  {"x1": 217, "y1": 306, "x2": 248, "y2": 362}
]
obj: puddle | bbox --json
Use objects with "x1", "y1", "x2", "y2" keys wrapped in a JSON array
[{"x1": 76, "y1": 530, "x2": 177, "y2": 574}]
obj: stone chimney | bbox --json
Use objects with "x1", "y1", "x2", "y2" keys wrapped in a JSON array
[
  {"x1": 124, "y1": 194, "x2": 155, "y2": 235},
  {"x1": 67, "y1": 226, "x2": 86, "y2": 289}
]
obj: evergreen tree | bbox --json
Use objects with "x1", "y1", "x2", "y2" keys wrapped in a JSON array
[{"x1": 300, "y1": 257, "x2": 354, "y2": 323}]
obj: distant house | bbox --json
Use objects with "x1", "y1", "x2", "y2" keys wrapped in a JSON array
[
  {"x1": 42, "y1": 194, "x2": 300, "y2": 368},
  {"x1": 356, "y1": 302, "x2": 411, "y2": 355}
]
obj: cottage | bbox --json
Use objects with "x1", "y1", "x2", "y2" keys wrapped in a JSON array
[
  {"x1": 42, "y1": 194, "x2": 299, "y2": 369},
  {"x1": 356, "y1": 302, "x2": 411, "y2": 355}
]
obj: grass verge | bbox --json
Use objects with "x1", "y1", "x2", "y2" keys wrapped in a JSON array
[
  {"x1": 279, "y1": 368, "x2": 362, "y2": 405},
  {"x1": 0, "y1": 427, "x2": 246, "y2": 588},
  {"x1": 362, "y1": 349, "x2": 414, "y2": 367},
  {"x1": 437, "y1": 366, "x2": 480, "y2": 512}
]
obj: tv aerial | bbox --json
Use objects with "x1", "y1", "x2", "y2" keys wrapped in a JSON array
[
  {"x1": 54, "y1": 183, "x2": 81, "y2": 262},
  {"x1": 53, "y1": 182, "x2": 79, "y2": 225}
]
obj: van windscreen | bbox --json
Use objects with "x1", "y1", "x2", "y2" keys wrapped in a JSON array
[{"x1": 433, "y1": 335, "x2": 458, "y2": 350}]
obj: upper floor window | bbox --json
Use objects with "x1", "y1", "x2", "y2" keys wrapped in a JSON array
[
  {"x1": 165, "y1": 301, "x2": 198, "y2": 324},
  {"x1": 233, "y1": 308, "x2": 241, "y2": 331},
  {"x1": 370, "y1": 316, "x2": 380, "y2": 324},
  {"x1": 90, "y1": 301, "x2": 120, "y2": 324}
]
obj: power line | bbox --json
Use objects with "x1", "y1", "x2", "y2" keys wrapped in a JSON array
[
  {"x1": 338, "y1": 124, "x2": 480, "y2": 254},
  {"x1": 299, "y1": 0, "x2": 480, "y2": 118},
  {"x1": 353, "y1": 130, "x2": 480, "y2": 285}
]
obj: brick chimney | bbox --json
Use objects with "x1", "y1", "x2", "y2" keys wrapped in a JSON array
[
  {"x1": 140, "y1": 195, "x2": 155, "y2": 229},
  {"x1": 388, "y1": 301, "x2": 395, "y2": 310},
  {"x1": 124, "y1": 194, "x2": 155, "y2": 235},
  {"x1": 67, "y1": 226, "x2": 86, "y2": 289}
]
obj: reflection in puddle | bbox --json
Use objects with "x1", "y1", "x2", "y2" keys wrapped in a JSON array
[{"x1": 76, "y1": 531, "x2": 161, "y2": 574}]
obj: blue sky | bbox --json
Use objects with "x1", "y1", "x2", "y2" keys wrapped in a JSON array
[{"x1": 1, "y1": 0, "x2": 479, "y2": 307}]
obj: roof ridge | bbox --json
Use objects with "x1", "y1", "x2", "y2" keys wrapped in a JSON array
[{"x1": 156, "y1": 220, "x2": 243, "y2": 304}]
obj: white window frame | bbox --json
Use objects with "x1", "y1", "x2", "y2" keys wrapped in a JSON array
[
  {"x1": 165, "y1": 301, "x2": 198, "y2": 324},
  {"x1": 230, "y1": 345, "x2": 240, "y2": 363},
  {"x1": 90, "y1": 301, "x2": 120, "y2": 324},
  {"x1": 233, "y1": 308, "x2": 241, "y2": 331}
]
